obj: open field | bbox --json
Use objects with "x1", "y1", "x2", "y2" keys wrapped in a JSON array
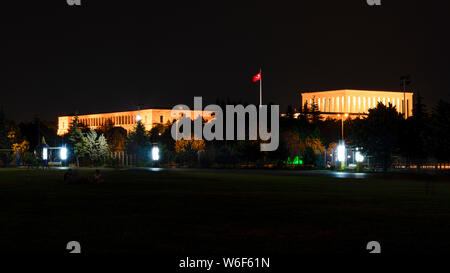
[{"x1": 1, "y1": 168, "x2": 450, "y2": 254}]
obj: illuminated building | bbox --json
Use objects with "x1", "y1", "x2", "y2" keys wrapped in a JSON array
[
  {"x1": 301, "y1": 89, "x2": 414, "y2": 119},
  {"x1": 57, "y1": 108, "x2": 212, "y2": 136}
]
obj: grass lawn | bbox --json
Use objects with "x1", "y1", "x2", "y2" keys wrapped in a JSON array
[{"x1": 1, "y1": 168, "x2": 449, "y2": 254}]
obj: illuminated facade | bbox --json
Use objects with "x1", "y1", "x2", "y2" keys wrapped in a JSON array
[
  {"x1": 301, "y1": 89, "x2": 414, "y2": 119},
  {"x1": 57, "y1": 108, "x2": 212, "y2": 136}
]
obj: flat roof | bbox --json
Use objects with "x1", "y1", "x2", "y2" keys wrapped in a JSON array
[
  {"x1": 58, "y1": 108, "x2": 209, "y2": 118},
  {"x1": 58, "y1": 108, "x2": 176, "y2": 118},
  {"x1": 301, "y1": 89, "x2": 413, "y2": 94}
]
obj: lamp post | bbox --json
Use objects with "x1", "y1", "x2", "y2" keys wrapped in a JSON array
[
  {"x1": 60, "y1": 146, "x2": 68, "y2": 166},
  {"x1": 355, "y1": 149, "x2": 365, "y2": 172},
  {"x1": 337, "y1": 143, "x2": 346, "y2": 170},
  {"x1": 151, "y1": 143, "x2": 160, "y2": 167},
  {"x1": 42, "y1": 145, "x2": 48, "y2": 168},
  {"x1": 338, "y1": 113, "x2": 349, "y2": 141},
  {"x1": 337, "y1": 113, "x2": 348, "y2": 170},
  {"x1": 151, "y1": 146, "x2": 160, "y2": 161}
]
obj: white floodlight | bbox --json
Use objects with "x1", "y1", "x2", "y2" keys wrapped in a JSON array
[
  {"x1": 355, "y1": 151, "x2": 364, "y2": 163},
  {"x1": 43, "y1": 147, "x2": 48, "y2": 160},
  {"x1": 337, "y1": 144, "x2": 346, "y2": 162},
  {"x1": 60, "y1": 147, "x2": 68, "y2": 160},
  {"x1": 151, "y1": 146, "x2": 160, "y2": 161}
]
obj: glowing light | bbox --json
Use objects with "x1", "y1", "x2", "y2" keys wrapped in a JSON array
[
  {"x1": 286, "y1": 156, "x2": 303, "y2": 165},
  {"x1": 43, "y1": 147, "x2": 48, "y2": 160},
  {"x1": 60, "y1": 147, "x2": 68, "y2": 160},
  {"x1": 151, "y1": 146, "x2": 160, "y2": 161},
  {"x1": 337, "y1": 144, "x2": 346, "y2": 162},
  {"x1": 136, "y1": 115, "x2": 142, "y2": 122},
  {"x1": 355, "y1": 151, "x2": 364, "y2": 163}
]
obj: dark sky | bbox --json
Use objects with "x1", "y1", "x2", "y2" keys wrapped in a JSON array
[{"x1": 1, "y1": 0, "x2": 449, "y2": 121}]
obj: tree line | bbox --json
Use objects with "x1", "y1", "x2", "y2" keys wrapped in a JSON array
[
  {"x1": 348, "y1": 94, "x2": 450, "y2": 171},
  {"x1": 1, "y1": 94, "x2": 449, "y2": 171}
]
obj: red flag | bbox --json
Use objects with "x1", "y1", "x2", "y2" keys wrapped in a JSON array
[{"x1": 252, "y1": 72, "x2": 261, "y2": 82}]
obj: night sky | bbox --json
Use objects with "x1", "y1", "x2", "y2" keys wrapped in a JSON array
[{"x1": 1, "y1": 0, "x2": 449, "y2": 122}]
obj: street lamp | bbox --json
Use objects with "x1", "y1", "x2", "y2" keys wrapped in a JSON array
[
  {"x1": 337, "y1": 144, "x2": 346, "y2": 162},
  {"x1": 337, "y1": 143, "x2": 346, "y2": 170},
  {"x1": 151, "y1": 146, "x2": 160, "y2": 161},
  {"x1": 355, "y1": 150, "x2": 365, "y2": 172},
  {"x1": 355, "y1": 151, "x2": 364, "y2": 163},
  {"x1": 42, "y1": 146, "x2": 48, "y2": 160},
  {"x1": 337, "y1": 113, "x2": 349, "y2": 141},
  {"x1": 60, "y1": 146, "x2": 68, "y2": 161},
  {"x1": 337, "y1": 113, "x2": 348, "y2": 170}
]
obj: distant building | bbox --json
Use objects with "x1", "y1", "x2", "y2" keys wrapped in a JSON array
[
  {"x1": 301, "y1": 89, "x2": 414, "y2": 119},
  {"x1": 57, "y1": 108, "x2": 212, "y2": 136}
]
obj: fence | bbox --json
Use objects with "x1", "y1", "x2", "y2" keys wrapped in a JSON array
[{"x1": 111, "y1": 151, "x2": 137, "y2": 166}]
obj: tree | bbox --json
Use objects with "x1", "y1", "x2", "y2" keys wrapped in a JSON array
[
  {"x1": 7, "y1": 121, "x2": 22, "y2": 146},
  {"x1": 67, "y1": 116, "x2": 87, "y2": 167},
  {"x1": 0, "y1": 107, "x2": 11, "y2": 166},
  {"x1": 12, "y1": 140, "x2": 30, "y2": 164},
  {"x1": 282, "y1": 130, "x2": 301, "y2": 159},
  {"x1": 286, "y1": 105, "x2": 295, "y2": 119},
  {"x1": 429, "y1": 100, "x2": 450, "y2": 167},
  {"x1": 303, "y1": 101, "x2": 309, "y2": 114},
  {"x1": 349, "y1": 103, "x2": 404, "y2": 171},
  {"x1": 126, "y1": 121, "x2": 151, "y2": 164},
  {"x1": 85, "y1": 130, "x2": 109, "y2": 165},
  {"x1": 318, "y1": 118, "x2": 341, "y2": 147},
  {"x1": 174, "y1": 139, "x2": 206, "y2": 165},
  {"x1": 109, "y1": 127, "x2": 127, "y2": 152},
  {"x1": 299, "y1": 136, "x2": 325, "y2": 165},
  {"x1": 231, "y1": 140, "x2": 261, "y2": 165},
  {"x1": 101, "y1": 120, "x2": 127, "y2": 152},
  {"x1": 400, "y1": 92, "x2": 429, "y2": 169},
  {"x1": 215, "y1": 145, "x2": 233, "y2": 165},
  {"x1": 0, "y1": 107, "x2": 9, "y2": 149},
  {"x1": 309, "y1": 99, "x2": 322, "y2": 125}
]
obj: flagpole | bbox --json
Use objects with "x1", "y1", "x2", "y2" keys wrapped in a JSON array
[{"x1": 259, "y1": 68, "x2": 262, "y2": 106}]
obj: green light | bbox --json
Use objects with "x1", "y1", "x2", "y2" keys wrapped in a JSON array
[{"x1": 286, "y1": 156, "x2": 303, "y2": 165}]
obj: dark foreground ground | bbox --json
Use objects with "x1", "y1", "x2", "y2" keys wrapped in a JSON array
[{"x1": 1, "y1": 168, "x2": 449, "y2": 254}]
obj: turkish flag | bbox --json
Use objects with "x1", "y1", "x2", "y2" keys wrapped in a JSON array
[{"x1": 252, "y1": 72, "x2": 261, "y2": 82}]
